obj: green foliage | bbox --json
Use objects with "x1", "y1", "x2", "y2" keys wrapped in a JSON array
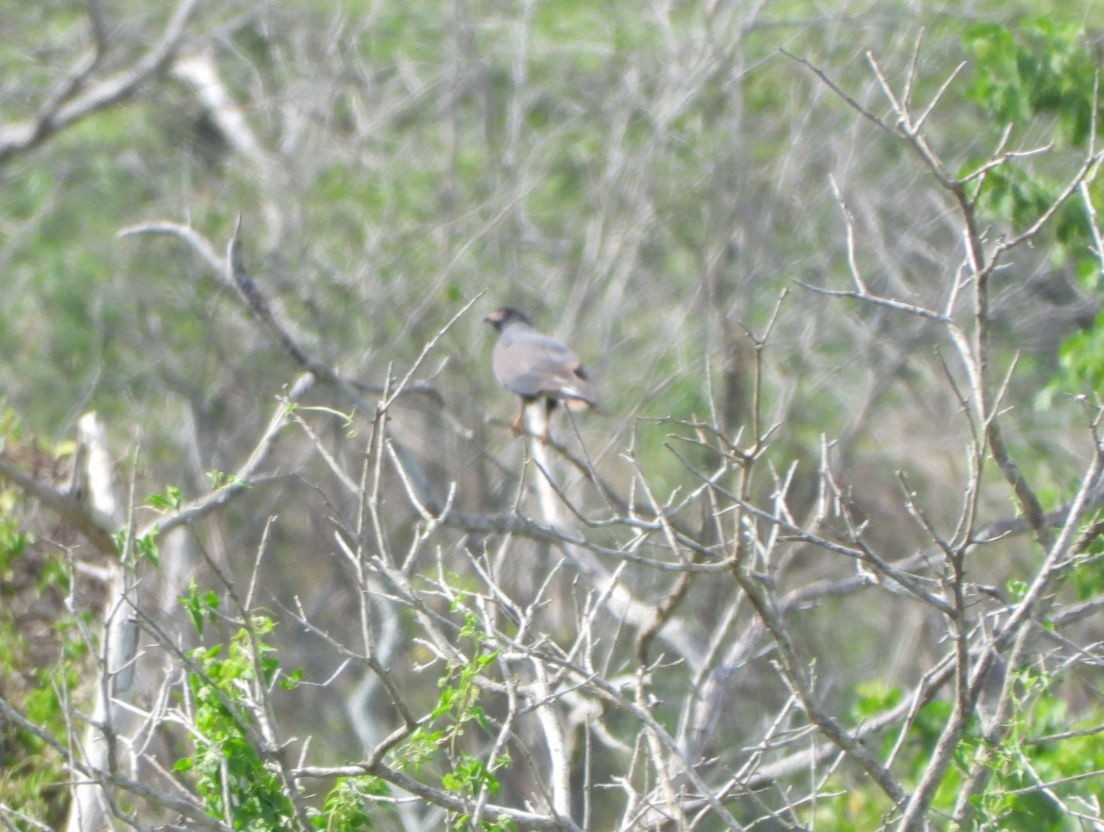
[
  {"x1": 406, "y1": 612, "x2": 497, "y2": 754},
  {"x1": 956, "y1": 666, "x2": 1104, "y2": 831},
  {"x1": 180, "y1": 580, "x2": 222, "y2": 637},
  {"x1": 814, "y1": 664, "x2": 1104, "y2": 830},
  {"x1": 963, "y1": 18, "x2": 1104, "y2": 401},
  {"x1": 113, "y1": 526, "x2": 161, "y2": 567},
  {"x1": 965, "y1": 19, "x2": 1097, "y2": 146},
  {"x1": 1056, "y1": 322, "x2": 1104, "y2": 398},
  {"x1": 176, "y1": 599, "x2": 387, "y2": 830},
  {"x1": 0, "y1": 517, "x2": 28, "y2": 575},
  {"x1": 206, "y1": 469, "x2": 248, "y2": 491},
  {"x1": 396, "y1": 611, "x2": 512, "y2": 830},
  {"x1": 0, "y1": 500, "x2": 89, "y2": 827},
  {"x1": 1070, "y1": 530, "x2": 1104, "y2": 600},
  {"x1": 174, "y1": 617, "x2": 298, "y2": 831},
  {"x1": 171, "y1": 595, "x2": 513, "y2": 830},
  {"x1": 850, "y1": 679, "x2": 903, "y2": 723},
  {"x1": 146, "y1": 483, "x2": 184, "y2": 512},
  {"x1": 316, "y1": 776, "x2": 388, "y2": 831},
  {"x1": 962, "y1": 18, "x2": 1093, "y2": 253}
]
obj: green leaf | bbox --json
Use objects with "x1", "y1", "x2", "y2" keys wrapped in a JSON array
[{"x1": 145, "y1": 484, "x2": 183, "y2": 512}]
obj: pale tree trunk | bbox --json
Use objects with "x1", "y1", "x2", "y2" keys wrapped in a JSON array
[{"x1": 66, "y1": 413, "x2": 136, "y2": 832}]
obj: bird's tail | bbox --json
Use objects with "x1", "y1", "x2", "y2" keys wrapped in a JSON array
[{"x1": 565, "y1": 397, "x2": 603, "y2": 415}]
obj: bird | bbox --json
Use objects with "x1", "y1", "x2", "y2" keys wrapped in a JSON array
[{"x1": 483, "y1": 307, "x2": 598, "y2": 438}]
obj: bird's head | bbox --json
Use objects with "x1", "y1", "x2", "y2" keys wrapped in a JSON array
[{"x1": 483, "y1": 307, "x2": 532, "y2": 332}]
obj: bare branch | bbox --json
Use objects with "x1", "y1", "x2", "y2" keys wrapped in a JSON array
[{"x1": 0, "y1": 0, "x2": 201, "y2": 165}]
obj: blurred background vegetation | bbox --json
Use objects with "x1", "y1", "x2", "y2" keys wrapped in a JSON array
[{"x1": 3, "y1": 0, "x2": 1104, "y2": 828}]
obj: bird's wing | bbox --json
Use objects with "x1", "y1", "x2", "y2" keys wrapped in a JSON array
[{"x1": 495, "y1": 329, "x2": 597, "y2": 403}]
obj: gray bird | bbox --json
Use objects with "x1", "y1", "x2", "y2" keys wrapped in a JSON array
[{"x1": 484, "y1": 307, "x2": 598, "y2": 437}]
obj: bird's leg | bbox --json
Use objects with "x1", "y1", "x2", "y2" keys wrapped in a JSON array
[
  {"x1": 510, "y1": 402, "x2": 527, "y2": 436},
  {"x1": 541, "y1": 398, "x2": 557, "y2": 441}
]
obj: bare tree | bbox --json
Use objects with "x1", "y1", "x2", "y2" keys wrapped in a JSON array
[{"x1": 3, "y1": 4, "x2": 1104, "y2": 831}]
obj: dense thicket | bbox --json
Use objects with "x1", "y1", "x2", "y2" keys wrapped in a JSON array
[{"x1": 2, "y1": 2, "x2": 1103, "y2": 830}]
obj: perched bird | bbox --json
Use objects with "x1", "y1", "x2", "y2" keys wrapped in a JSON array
[{"x1": 483, "y1": 307, "x2": 598, "y2": 437}]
